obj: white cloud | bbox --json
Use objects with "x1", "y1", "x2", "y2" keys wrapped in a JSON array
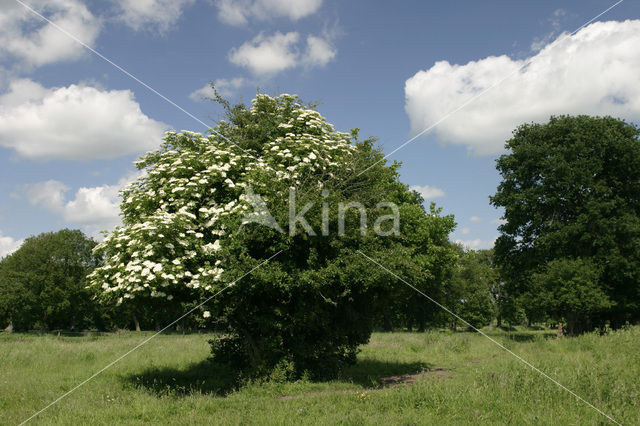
[
  {"x1": 229, "y1": 32, "x2": 301, "y2": 76},
  {"x1": 216, "y1": 0, "x2": 322, "y2": 26},
  {"x1": 21, "y1": 172, "x2": 141, "y2": 238},
  {"x1": 189, "y1": 77, "x2": 247, "y2": 101},
  {"x1": 460, "y1": 227, "x2": 471, "y2": 235},
  {"x1": 0, "y1": 79, "x2": 169, "y2": 160},
  {"x1": 112, "y1": 0, "x2": 194, "y2": 33},
  {"x1": 405, "y1": 20, "x2": 640, "y2": 156},
  {"x1": 409, "y1": 185, "x2": 446, "y2": 200},
  {"x1": 490, "y1": 218, "x2": 507, "y2": 225},
  {"x1": 0, "y1": 231, "x2": 23, "y2": 258},
  {"x1": 455, "y1": 237, "x2": 496, "y2": 250},
  {"x1": 303, "y1": 35, "x2": 336, "y2": 68},
  {"x1": 470, "y1": 216, "x2": 482, "y2": 223},
  {"x1": 22, "y1": 180, "x2": 70, "y2": 212},
  {"x1": 0, "y1": 0, "x2": 100, "y2": 68},
  {"x1": 229, "y1": 32, "x2": 336, "y2": 76}
]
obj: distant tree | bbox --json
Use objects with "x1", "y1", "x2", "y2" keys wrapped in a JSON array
[
  {"x1": 90, "y1": 93, "x2": 457, "y2": 378},
  {"x1": 445, "y1": 247, "x2": 496, "y2": 330},
  {"x1": 491, "y1": 115, "x2": 640, "y2": 332},
  {"x1": 529, "y1": 258, "x2": 612, "y2": 335},
  {"x1": 0, "y1": 229, "x2": 102, "y2": 331}
]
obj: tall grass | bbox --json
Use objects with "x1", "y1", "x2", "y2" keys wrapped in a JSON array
[{"x1": 1, "y1": 326, "x2": 638, "y2": 424}]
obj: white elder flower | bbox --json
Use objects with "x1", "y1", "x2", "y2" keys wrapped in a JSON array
[
  {"x1": 172, "y1": 259, "x2": 181, "y2": 265},
  {"x1": 203, "y1": 311, "x2": 211, "y2": 318}
]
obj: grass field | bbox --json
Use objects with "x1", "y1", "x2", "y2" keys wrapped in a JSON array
[{"x1": 1, "y1": 326, "x2": 639, "y2": 425}]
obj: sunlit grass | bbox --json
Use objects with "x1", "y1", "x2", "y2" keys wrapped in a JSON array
[{"x1": 1, "y1": 326, "x2": 638, "y2": 424}]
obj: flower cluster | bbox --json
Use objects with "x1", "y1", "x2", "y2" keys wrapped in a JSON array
[{"x1": 89, "y1": 94, "x2": 358, "y2": 304}]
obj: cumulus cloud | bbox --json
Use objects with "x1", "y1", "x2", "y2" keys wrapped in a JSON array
[
  {"x1": 112, "y1": 0, "x2": 194, "y2": 33},
  {"x1": 460, "y1": 227, "x2": 471, "y2": 235},
  {"x1": 0, "y1": 231, "x2": 23, "y2": 258},
  {"x1": 490, "y1": 218, "x2": 507, "y2": 225},
  {"x1": 189, "y1": 77, "x2": 247, "y2": 101},
  {"x1": 20, "y1": 172, "x2": 141, "y2": 237},
  {"x1": 0, "y1": 79, "x2": 169, "y2": 160},
  {"x1": 216, "y1": 0, "x2": 322, "y2": 26},
  {"x1": 229, "y1": 32, "x2": 301, "y2": 76},
  {"x1": 0, "y1": 0, "x2": 99, "y2": 68},
  {"x1": 405, "y1": 20, "x2": 640, "y2": 156},
  {"x1": 455, "y1": 237, "x2": 497, "y2": 250},
  {"x1": 303, "y1": 35, "x2": 336, "y2": 68},
  {"x1": 470, "y1": 216, "x2": 482, "y2": 223},
  {"x1": 409, "y1": 184, "x2": 446, "y2": 200},
  {"x1": 229, "y1": 31, "x2": 336, "y2": 76}
]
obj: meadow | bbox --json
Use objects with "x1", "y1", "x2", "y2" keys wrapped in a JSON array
[{"x1": 1, "y1": 326, "x2": 639, "y2": 425}]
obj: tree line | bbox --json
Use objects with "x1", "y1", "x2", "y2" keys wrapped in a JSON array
[
  {"x1": 1, "y1": 91, "x2": 638, "y2": 378},
  {"x1": 0, "y1": 228, "x2": 499, "y2": 334}
]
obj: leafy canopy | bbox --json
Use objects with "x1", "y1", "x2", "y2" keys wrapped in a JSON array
[
  {"x1": 0, "y1": 229, "x2": 101, "y2": 331},
  {"x1": 491, "y1": 115, "x2": 640, "y2": 330},
  {"x1": 90, "y1": 93, "x2": 456, "y2": 377}
]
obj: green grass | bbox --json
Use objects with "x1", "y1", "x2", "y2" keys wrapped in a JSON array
[{"x1": 1, "y1": 326, "x2": 639, "y2": 425}]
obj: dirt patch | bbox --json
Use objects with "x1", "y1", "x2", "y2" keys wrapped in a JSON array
[
  {"x1": 379, "y1": 367, "x2": 450, "y2": 387},
  {"x1": 277, "y1": 367, "x2": 451, "y2": 401}
]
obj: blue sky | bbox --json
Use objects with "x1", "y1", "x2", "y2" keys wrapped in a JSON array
[{"x1": 1, "y1": 0, "x2": 639, "y2": 256}]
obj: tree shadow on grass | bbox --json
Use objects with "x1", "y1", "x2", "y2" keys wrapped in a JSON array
[
  {"x1": 125, "y1": 358, "x2": 433, "y2": 398},
  {"x1": 338, "y1": 359, "x2": 433, "y2": 388},
  {"x1": 125, "y1": 360, "x2": 240, "y2": 397}
]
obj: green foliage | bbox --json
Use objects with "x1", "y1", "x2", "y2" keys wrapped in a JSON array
[
  {"x1": 491, "y1": 115, "x2": 640, "y2": 331},
  {"x1": 0, "y1": 229, "x2": 102, "y2": 331},
  {"x1": 530, "y1": 258, "x2": 612, "y2": 335},
  {"x1": 445, "y1": 247, "x2": 497, "y2": 330},
  {"x1": 90, "y1": 93, "x2": 457, "y2": 378}
]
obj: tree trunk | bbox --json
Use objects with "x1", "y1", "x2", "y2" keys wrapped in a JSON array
[
  {"x1": 132, "y1": 312, "x2": 141, "y2": 332},
  {"x1": 382, "y1": 314, "x2": 392, "y2": 332},
  {"x1": 418, "y1": 318, "x2": 425, "y2": 332}
]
